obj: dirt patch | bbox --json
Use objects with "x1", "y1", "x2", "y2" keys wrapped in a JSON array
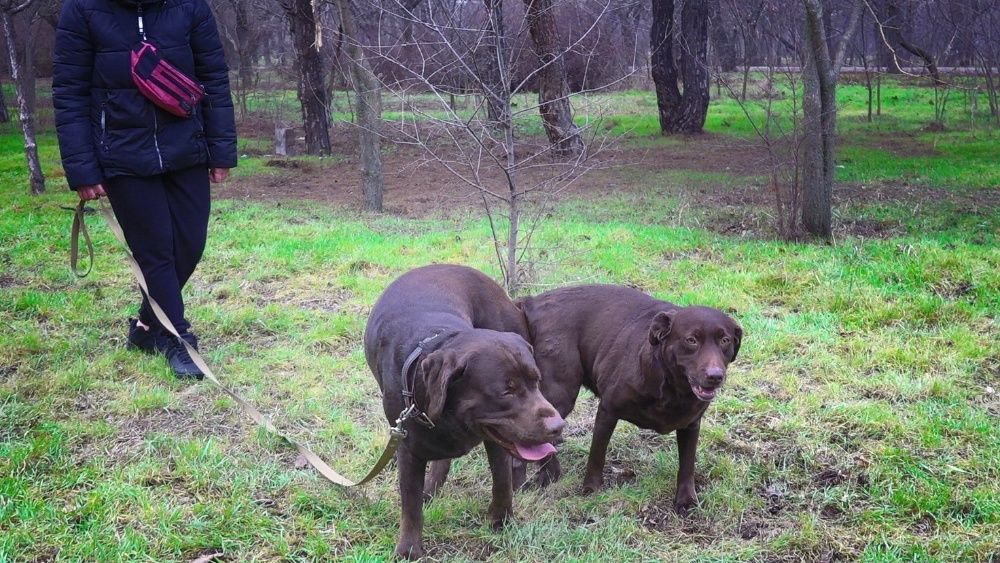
[
  {"x1": 602, "y1": 460, "x2": 638, "y2": 489},
  {"x1": 856, "y1": 131, "x2": 941, "y2": 158},
  {"x1": 813, "y1": 468, "x2": 848, "y2": 488},
  {"x1": 423, "y1": 537, "x2": 498, "y2": 560},
  {"x1": 74, "y1": 392, "x2": 250, "y2": 466},
  {"x1": 216, "y1": 133, "x2": 772, "y2": 218},
  {"x1": 0, "y1": 274, "x2": 21, "y2": 289},
  {"x1": 216, "y1": 130, "x2": 998, "y2": 241}
]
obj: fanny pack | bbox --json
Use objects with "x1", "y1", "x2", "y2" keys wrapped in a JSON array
[{"x1": 130, "y1": 5, "x2": 204, "y2": 118}]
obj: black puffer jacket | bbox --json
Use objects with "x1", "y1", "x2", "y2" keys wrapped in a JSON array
[{"x1": 53, "y1": 0, "x2": 237, "y2": 189}]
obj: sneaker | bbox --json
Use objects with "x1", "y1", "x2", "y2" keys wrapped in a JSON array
[
  {"x1": 126, "y1": 318, "x2": 168, "y2": 354},
  {"x1": 165, "y1": 333, "x2": 204, "y2": 380}
]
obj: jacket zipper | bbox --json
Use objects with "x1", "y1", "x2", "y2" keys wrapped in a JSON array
[
  {"x1": 137, "y1": 3, "x2": 162, "y2": 171},
  {"x1": 100, "y1": 108, "x2": 107, "y2": 150},
  {"x1": 152, "y1": 110, "x2": 164, "y2": 171}
]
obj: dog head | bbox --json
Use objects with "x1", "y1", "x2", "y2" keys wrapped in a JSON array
[
  {"x1": 648, "y1": 306, "x2": 743, "y2": 402},
  {"x1": 420, "y1": 330, "x2": 564, "y2": 461}
]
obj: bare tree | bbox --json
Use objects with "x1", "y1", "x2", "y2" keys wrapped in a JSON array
[
  {"x1": 363, "y1": 0, "x2": 621, "y2": 294},
  {"x1": 650, "y1": 0, "x2": 711, "y2": 133},
  {"x1": 875, "y1": 0, "x2": 942, "y2": 84},
  {"x1": 214, "y1": 0, "x2": 265, "y2": 118},
  {"x1": 335, "y1": 0, "x2": 384, "y2": 211},
  {"x1": 1, "y1": 0, "x2": 44, "y2": 194},
  {"x1": 800, "y1": 0, "x2": 861, "y2": 238},
  {"x1": 523, "y1": 0, "x2": 584, "y2": 155},
  {"x1": 280, "y1": 0, "x2": 332, "y2": 155}
]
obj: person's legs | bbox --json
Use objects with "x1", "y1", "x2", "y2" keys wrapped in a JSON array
[
  {"x1": 163, "y1": 165, "x2": 211, "y2": 294},
  {"x1": 104, "y1": 174, "x2": 190, "y2": 334}
]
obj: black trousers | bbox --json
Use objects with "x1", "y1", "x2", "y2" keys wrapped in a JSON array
[{"x1": 104, "y1": 166, "x2": 211, "y2": 335}]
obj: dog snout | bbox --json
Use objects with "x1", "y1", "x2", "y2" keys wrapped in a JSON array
[
  {"x1": 542, "y1": 414, "x2": 565, "y2": 438},
  {"x1": 705, "y1": 366, "x2": 725, "y2": 386}
]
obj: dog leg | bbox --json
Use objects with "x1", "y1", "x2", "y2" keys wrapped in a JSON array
[
  {"x1": 531, "y1": 453, "x2": 562, "y2": 488},
  {"x1": 485, "y1": 440, "x2": 514, "y2": 530},
  {"x1": 395, "y1": 444, "x2": 428, "y2": 560},
  {"x1": 581, "y1": 404, "x2": 618, "y2": 494},
  {"x1": 674, "y1": 419, "x2": 701, "y2": 517},
  {"x1": 423, "y1": 459, "x2": 452, "y2": 503},
  {"x1": 511, "y1": 458, "x2": 527, "y2": 491}
]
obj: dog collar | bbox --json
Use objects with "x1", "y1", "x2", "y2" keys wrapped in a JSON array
[{"x1": 399, "y1": 334, "x2": 440, "y2": 429}]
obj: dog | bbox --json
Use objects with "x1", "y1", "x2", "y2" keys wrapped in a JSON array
[
  {"x1": 364, "y1": 264, "x2": 565, "y2": 559},
  {"x1": 514, "y1": 285, "x2": 742, "y2": 515}
]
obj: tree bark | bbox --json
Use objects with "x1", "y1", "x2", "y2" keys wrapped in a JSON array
[
  {"x1": 800, "y1": 0, "x2": 860, "y2": 239},
  {"x1": 481, "y1": 0, "x2": 507, "y2": 125},
  {"x1": 231, "y1": 0, "x2": 258, "y2": 118},
  {"x1": 282, "y1": 0, "x2": 331, "y2": 155},
  {"x1": 708, "y1": 0, "x2": 737, "y2": 72},
  {"x1": 0, "y1": 78, "x2": 9, "y2": 123},
  {"x1": 336, "y1": 0, "x2": 383, "y2": 212},
  {"x1": 650, "y1": 0, "x2": 710, "y2": 134},
  {"x1": 523, "y1": 0, "x2": 583, "y2": 156},
  {"x1": 2, "y1": 8, "x2": 44, "y2": 194}
]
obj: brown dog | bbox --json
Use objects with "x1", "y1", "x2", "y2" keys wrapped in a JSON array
[
  {"x1": 514, "y1": 285, "x2": 742, "y2": 515},
  {"x1": 364, "y1": 264, "x2": 565, "y2": 559}
]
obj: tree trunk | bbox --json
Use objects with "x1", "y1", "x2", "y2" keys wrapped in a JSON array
[
  {"x1": 0, "y1": 78, "x2": 9, "y2": 123},
  {"x1": 282, "y1": 0, "x2": 331, "y2": 155},
  {"x1": 2, "y1": 9, "x2": 44, "y2": 194},
  {"x1": 233, "y1": 0, "x2": 256, "y2": 119},
  {"x1": 880, "y1": 0, "x2": 941, "y2": 84},
  {"x1": 523, "y1": 0, "x2": 583, "y2": 156},
  {"x1": 708, "y1": 0, "x2": 736, "y2": 72},
  {"x1": 650, "y1": 0, "x2": 710, "y2": 134},
  {"x1": 21, "y1": 6, "x2": 36, "y2": 114},
  {"x1": 800, "y1": 0, "x2": 837, "y2": 239},
  {"x1": 336, "y1": 0, "x2": 384, "y2": 212},
  {"x1": 481, "y1": 0, "x2": 507, "y2": 125}
]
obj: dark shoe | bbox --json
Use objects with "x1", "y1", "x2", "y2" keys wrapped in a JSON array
[
  {"x1": 165, "y1": 333, "x2": 204, "y2": 380},
  {"x1": 126, "y1": 318, "x2": 168, "y2": 354}
]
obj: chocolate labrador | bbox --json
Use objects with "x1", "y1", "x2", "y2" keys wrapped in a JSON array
[
  {"x1": 514, "y1": 285, "x2": 742, "y2": 515},
  {"x1": 364, "y1": 264, "x2": 565, "y2": 559}
]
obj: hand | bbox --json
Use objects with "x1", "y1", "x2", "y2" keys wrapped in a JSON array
[
  {"x1": 77, "y1": 183, "x2": 107, "y2": 201},
  {"x1": 209, "y1": 168, "x2": 229, "y2": 183}
]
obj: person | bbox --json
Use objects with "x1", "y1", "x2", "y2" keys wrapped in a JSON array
[{"x1": 53, "y1": 0, "x2": 237, "y2": 379}]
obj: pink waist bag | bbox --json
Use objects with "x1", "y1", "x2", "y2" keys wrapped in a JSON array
[{"x1": 131, "y1": 41, "x2": 204, "y2": 119}]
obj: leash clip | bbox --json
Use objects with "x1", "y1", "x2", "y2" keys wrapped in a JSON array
[{"x1": 394, "y1": 403, "x2": 436, "y2": 434}]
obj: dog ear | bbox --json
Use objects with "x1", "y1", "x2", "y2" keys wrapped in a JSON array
[
  {"x1": 731, "y1": 324, "x2": 743, "y2": 361},
  {"x1": 648, "y1": 310, "x2": 678, "y2": 345},
  {"x1": 420, "y1": 349, "x2": 466, "y2": 421}
]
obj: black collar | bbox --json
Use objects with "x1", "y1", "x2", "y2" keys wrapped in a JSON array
[{"x1": 399, "y1": 334, "x2": 441, "y2": 428}]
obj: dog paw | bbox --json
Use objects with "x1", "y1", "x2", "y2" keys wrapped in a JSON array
[
  {"x1": 489, "y1": 505, "x2": 514, "y2": 531},
  {"x1": 674, "y1": 491, "x2": 698, "y2": 517},
  {"x1": 394, "y1": 541, "x2": 425, "y2": 560}
]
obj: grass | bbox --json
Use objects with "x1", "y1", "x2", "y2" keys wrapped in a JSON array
[{"x1": 1, "y1": 80, "x2": 999, "y2": 561}]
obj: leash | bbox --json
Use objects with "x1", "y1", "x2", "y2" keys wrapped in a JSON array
[{"x1": 69, "y1": 200, "x2": 425, "y2": 487}]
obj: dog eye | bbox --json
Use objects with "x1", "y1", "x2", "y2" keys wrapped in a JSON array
[
  {"x1": 721, "y1": 336, "x2": 731, "y2": 345},
  {"x1": 685, "y1": 336, "x2": 698, "y2": 346}
]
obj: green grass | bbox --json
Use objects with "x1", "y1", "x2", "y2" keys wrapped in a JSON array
[{"x1": 1, "y1": 81, "x2": 999, "y2": 561}]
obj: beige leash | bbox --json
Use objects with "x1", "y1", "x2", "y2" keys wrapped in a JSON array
[{"x1": 71, "y1": 200, "x2": 412, "y2": 487}]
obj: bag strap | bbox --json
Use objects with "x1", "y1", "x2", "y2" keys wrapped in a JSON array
[
  {"x1": 69, "y1": 201, "x2": 408, "y2": 487},
  {"x1": 137, "y1": 3, "x2": 146, "y2": 41}
]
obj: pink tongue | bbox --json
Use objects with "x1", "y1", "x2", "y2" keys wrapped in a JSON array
[{"x1": 514, "y1": 442, "x2": 557, "y2": 461}]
